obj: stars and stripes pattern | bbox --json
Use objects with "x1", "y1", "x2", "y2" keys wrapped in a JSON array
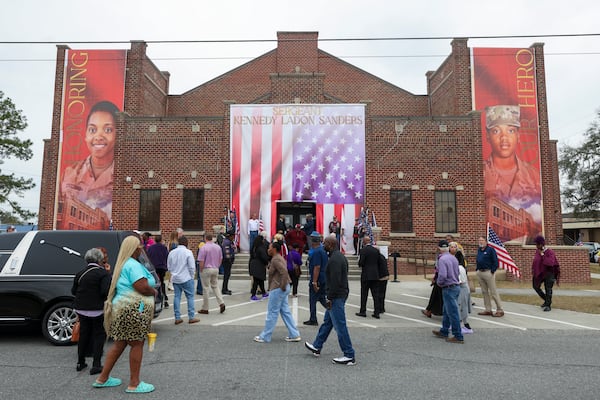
[
  {"x1": 230, "y1": 104, "x2": 365, "y2": 251},
  {"x1": 487, "y1": 224, "x2": 521, "y2": 278},
  {"x1": 258, "y1": 210, "x2": 265, "y2": 232}
]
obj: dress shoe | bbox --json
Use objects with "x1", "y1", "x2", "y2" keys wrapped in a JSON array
[
  {"x1": 421, "y1": 309, "x2": 432, "y2": 318},
  {"x1": 355, "y1": 312, "x2": 367, "y2": 317},
  {"x1": 446, "y1": 337, "x2": 464, "y2": 344},
  {"x1": 198, "y1": 309, "x2": 209, "y2": 314},
  {"x1": 543, "y1": 306, "x2": 551, "y2": 312},
  {"x1": 90, "y1": 366, "x2": 103, "y2": 375},
  {"x1": 303, "y1": 320, "x2": 318, "y2": 326},
  {"x1": 493, "y1": 310, "x2": 505, "y2": 317},
  {"x1": 432, "y1": 330, "x2": 447, "y2": 339},
  {"x1": 76, "y1": 362, "x2": 88, "y2": 372},
  {"x1": 222, "y1": 290, "x2": 232, "y2": 295},
  {"x1": 371, "y1": 314, "x2": 380, "y2": 319},
  {"x1": 189, "y1": 318, "x2": 201, "y2": 324},
  {"x1": 478, "y1": 311, "x2": 493, "y2": 316},
  {"x1": 220, "y1": 303, "x2": 226, "y2": 313},
  {"x1": 174, "y1": 319, "x2": 183, "y2": 325}
]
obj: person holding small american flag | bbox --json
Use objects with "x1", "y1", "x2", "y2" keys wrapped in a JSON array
[{"x1": 475, "y1": 236, "x2": 504, "y2": 317}]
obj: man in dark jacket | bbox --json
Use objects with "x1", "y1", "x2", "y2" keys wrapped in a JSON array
[
  {"x1": 147, "y1": 234, "x2": 169, "y2": 308},
  {"x1": 305, "y1": 236, "x2": 356, "y2": 365},
  {"x1": 476, "y1": 236, "x2": 504, "y2": 317},
  {"x1": 221, "y1": 233, "x2": 235, "y2": 295},
  {"x1": 356, "y1": 236, "x2": 382, "y2": 318},
  {"x1": 304, "y1": 232, "x2": 328, "y2": 325}
]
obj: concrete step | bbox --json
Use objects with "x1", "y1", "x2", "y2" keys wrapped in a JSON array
[{"x1": 228, "y1": 252, "x2": 363, "y2": 280}]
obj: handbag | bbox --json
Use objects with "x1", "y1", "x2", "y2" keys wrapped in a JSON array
[{"x1": 71, "y1": 319, "x2": 80, "y2": 342}]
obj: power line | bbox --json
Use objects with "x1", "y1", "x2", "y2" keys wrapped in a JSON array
[
  {"x1": 1, "y1": 51, "x2": 599, "y2": 64},
  {"x1": 1, "y1": 32, "x2": 600, "y2": 45}
]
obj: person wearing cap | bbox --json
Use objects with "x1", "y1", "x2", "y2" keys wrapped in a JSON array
[
  {"x1": 483, "y1": 105, "x2": 541, "y2": 201},
  {"x1": 6, "y1": 225, "x2": 16, "y2": 233},
  {"x1": 59, "y1": 101, "x2": 119, "y2": 230},
  {"x1": 285, "y1": 223, "x2": 307, "y2": 253},
  {"x1": 475, "y1": 236, "x2": 504, "y2": 317},
  {"x1": 532, "y1": 235, "x2": 560, "y2": 312},
  {"x1": 432, "y1": 240, "x2": 464, "y2": 344},
  {"x1": 304, "y1": 231, "x2": 328, "y2": 326}
]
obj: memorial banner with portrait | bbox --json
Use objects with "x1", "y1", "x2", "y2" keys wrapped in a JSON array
[
  {"x1": 230, "y1": 104, "x2": 365, "y2": 252},
  {"x1": 472, "y1": 47, "x2": 543, "y2": 243},
  {"x1": 55, "y1": 49, "x2": 126, "y2": 230}
]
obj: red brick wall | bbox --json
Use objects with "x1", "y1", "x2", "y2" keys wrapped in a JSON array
[
  {"x1": 38, "y1": 45, "x2": 69, "y2": 230},
  {"x1": 39, "y1": 32, "x2": 568, "y2": 279},
  {"x1": 505, "y1": 242, "x2": 590, "y2": 284}
]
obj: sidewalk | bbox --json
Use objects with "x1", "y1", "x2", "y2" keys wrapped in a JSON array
[{"x1": 406, "y1": 274, "x2": 600, "y2": 297}]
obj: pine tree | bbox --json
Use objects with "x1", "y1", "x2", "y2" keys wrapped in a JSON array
[{"x1": 0, "y1": 91, "x2": 36, "y2": 220}]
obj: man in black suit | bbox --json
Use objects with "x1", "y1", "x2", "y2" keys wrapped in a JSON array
[{"x1": 356, "y1": 236, "x2": 382, "y2": 319}]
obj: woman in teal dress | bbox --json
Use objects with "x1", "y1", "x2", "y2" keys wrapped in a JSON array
[{"x1": 93, "y1": 235, "x2": 157, "y2": 393}]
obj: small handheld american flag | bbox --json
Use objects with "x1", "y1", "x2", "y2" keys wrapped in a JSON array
[{"x1": 487, "y1": 224, "x2": 521, "y2": 278}]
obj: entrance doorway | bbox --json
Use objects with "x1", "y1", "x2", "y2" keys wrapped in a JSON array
[{"x1": 276, "y1": 202, "x2": 316, "y2": 233}]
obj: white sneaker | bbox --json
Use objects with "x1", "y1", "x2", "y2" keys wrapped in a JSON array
[
  {"x1": 332, "y1": 356, "x2": 356, "y2": 365},
  {"x1": 304, "y1": 341, "x2": 321, "y2": 356},
  {"x1": 285, "y1": 336, "x2": 301, "y2": 342},
  {"x1": 253, "y1": 336, "x2": 265, "y2": 343}
]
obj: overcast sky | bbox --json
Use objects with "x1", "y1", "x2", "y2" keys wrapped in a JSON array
[{"x1": 1, "y1": 0, "x2": 599, "y2": 218}]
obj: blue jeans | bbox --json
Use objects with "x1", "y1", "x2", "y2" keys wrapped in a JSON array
[
  {"x1": 249, "y1": 231, "x2": 258, "y2": 248},
  {"x1": 313, "y1": 297, "x2": 355, "y2": 358},
  {"x1": 173, "y1": 279, "x2": 196, "y2": 320},
  {"x1": 440, "y1": 285, "x2": 463, "y2": 340},
  {"x1": 258, "y1": 284, "x2": 300, "y2": 342},
  {"x1": 308, "y1": 283, "x2": 327, "y2": 322}
]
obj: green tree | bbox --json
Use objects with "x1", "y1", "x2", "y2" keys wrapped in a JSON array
[
  {"x1": 0, "y1": 91, "x2": 36, "y2": 221},
  {"x1": 559, "y1": 109, "x2": 600, "y2": 215}
]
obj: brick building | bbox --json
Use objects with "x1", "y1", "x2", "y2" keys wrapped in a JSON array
[{"x1": 38, "y1": 31, "x2": 586, "y2": 282}]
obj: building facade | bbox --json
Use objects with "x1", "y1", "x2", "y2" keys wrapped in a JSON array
[{"x1": 39, "y1": 32, "x2": 568, "y2": 276}]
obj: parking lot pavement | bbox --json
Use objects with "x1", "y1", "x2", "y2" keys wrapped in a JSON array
[
  {"x1": 3, "y1": 275, "x2": 600, "y2": 400},
  {"x1": 153, "y1": 276, "x2": 600, "y2": 332}
]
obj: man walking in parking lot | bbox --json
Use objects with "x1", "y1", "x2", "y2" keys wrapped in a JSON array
[
  {"x1": 532, "y1": 235, "x2": 560, "y2": 312},
  {"x1": 432, "y1": 240, "x2": 464, "y2": 344},
  {"x1": 197, "y1": 234, "x2": 226, "y2": 314},
  {"x1": 305, "y1": 236, "x2": 356, "y2": 365},
  {"x1": 168, "y1": 236, "x2": 200, "y2": 324}
]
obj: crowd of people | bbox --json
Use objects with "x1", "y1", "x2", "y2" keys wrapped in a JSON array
[{"x1": 71, "y1": 220, "x2": 559, "y2": 392}]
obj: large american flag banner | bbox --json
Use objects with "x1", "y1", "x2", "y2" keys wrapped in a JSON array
[
  {"x1": 231, "y1": 104, "x2": 365, "y2": 251},
  {"x1": 488, "y1": 224, "x2": 521, "y2": 278}
]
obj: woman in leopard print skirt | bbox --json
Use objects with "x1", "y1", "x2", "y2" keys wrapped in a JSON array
[{"x1": 93, "y1": 235, "x2": 157, "y2": 393}]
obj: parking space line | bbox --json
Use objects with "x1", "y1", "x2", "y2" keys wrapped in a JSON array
[
  {"x1": 496, "y1": 311, "x2": 600, "y2": 330},
  {"x1": 212, "y1": 311, "x2": 266, "y2": 326}
]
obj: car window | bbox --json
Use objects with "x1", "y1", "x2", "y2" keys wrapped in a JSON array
[
  {"x1": 21, "y1": 231, "x2": 121, "y2": 275},
  {"x1": 0, "y1": 232, "x2": 27, "y2": 272}
]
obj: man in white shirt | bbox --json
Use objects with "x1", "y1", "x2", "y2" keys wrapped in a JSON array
[
  {"x1": 167, "y1": 236, "x2": 200, "y2": 325},
  {"x1": 248, "y1": 213, "x2": 260, "y2": 248}
]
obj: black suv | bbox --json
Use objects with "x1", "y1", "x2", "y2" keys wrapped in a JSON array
[{"x1": 0, "y1": 230, "x2": 163, "y2": 345}]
